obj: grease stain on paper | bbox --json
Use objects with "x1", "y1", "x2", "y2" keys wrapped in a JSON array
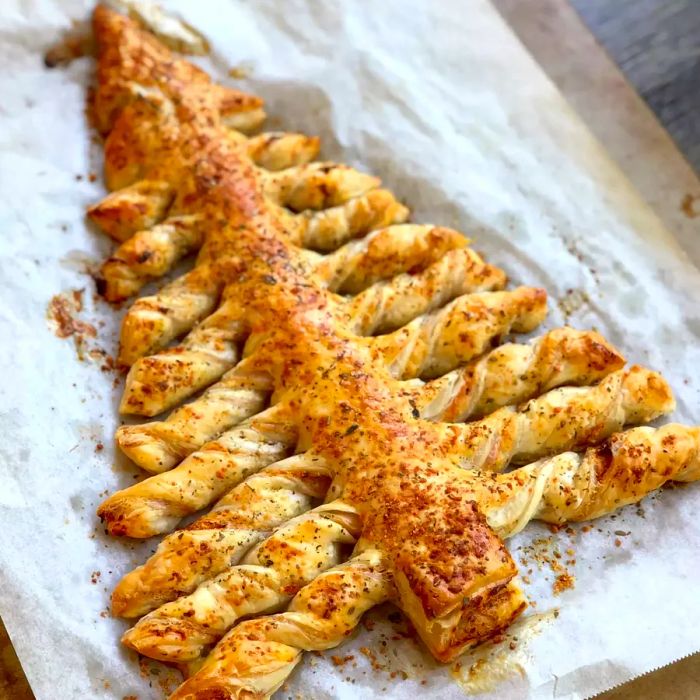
[{"x1": 451, "y1": 611, "x2": 555, "y2": 694}]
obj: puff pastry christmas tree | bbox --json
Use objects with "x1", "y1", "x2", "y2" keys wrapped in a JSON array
[{"x1": 84, "y1": 6, "x2": 700, "y2": 698}]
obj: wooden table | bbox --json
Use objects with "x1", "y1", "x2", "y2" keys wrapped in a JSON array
[
  {"x1": 572, "y1": 0, "x2": 700, "y2": 174},
  {"x1": 0, "y1": 620, "x2": 32, "y2": 699}
]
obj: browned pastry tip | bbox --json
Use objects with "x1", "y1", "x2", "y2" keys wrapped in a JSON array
[{"x1": 92, "y1": 4, "x2": 264, "y2": 136}]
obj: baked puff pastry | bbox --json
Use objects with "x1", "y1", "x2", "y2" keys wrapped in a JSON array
[{"x1": 75, "y1": 6, "x2": 699, "y2": 698}]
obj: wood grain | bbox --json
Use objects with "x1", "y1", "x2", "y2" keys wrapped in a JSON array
[
  {"x1": 572, "y1": 0, "x2": 700, "y2": 173},
  {"x1": 0, "y1": 618, "x2": 33, "y2": 700}
]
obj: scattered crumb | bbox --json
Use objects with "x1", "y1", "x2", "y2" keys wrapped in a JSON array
[
  {"x1": 95, "y1": 442, "x2": 105, "y2": 453},
  {"x1": 359, "y1": 646, "x2": 384, "y2": 672},
  {"x1": 90, "y1": 570, "x2": 101, "y2": 584},
  {"x1": 47, "y1": 291, "x2": 92, "y2": 339},
  {"x1": 558, "y1": 288, "x2": 590, "y2": 319},
  {"x1": 681, "y1": 193, "x2": 699, "y2": 219},
  {"x1": 517, "y1": 536, "x2": 576, "y2": 597},
  {"x1": 47, "y1": 291, "x2": 96, "y2": 359},
  {"x1": 553, "y1": 573, "x2": 575, "y2": 595},
  {"x1": 330, "y1": 654, "x2": 354, "y2": 667},
  {"x1": 228, "y1": 63, "x2": 252, "y2": 79},
  {"x1": 47, "y1": 291, "x2": 120, "y2": 373}
]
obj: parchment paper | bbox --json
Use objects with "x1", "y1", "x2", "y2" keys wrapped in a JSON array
[{"x1": 1, "y1": 1, "x2": 699, "y2": 699}]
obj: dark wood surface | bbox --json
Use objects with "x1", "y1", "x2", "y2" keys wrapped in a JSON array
[
  {"x1": 0, "y1": 620, "x2": 33, "y2": 699},
  {"x1": 571, "y1": 0, "x2": 700, "y2": 173}
]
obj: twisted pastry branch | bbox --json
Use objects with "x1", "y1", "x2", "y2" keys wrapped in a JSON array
[
  {"x1": 413, "y1": 327, "x2": 626, "y2": 421},
  {"x1": 112, "y1": 455, "x2": 333, "y2": 617},
  {"x1": 245, "y1": 132, "x2": 320, "y2": 171},
  {"x1": 262, "y1": 162, "x2": 380, "y2": 211},
  {"x1": 99, "y1": 406, "x2": 297, "y2": 537},
  {"x1": 122, "y1": 502, "x2": 360, "y2": 661},
  {"x1": 118, "y1": 265, "x2": 223, "y2": 365},
  {"x1": 288, "y1": 189, "x2": 409, "y2": 251},
  {"x1": 88, "y1": 179, "x2": 174, "y2": 242},
  {"x1": 314, "y1": 224, "x2": 467, "y2": 293},
  {"x1": 445, "y1": 365, "x2": 674, "y2": 472},
  {"x1": 169, "y1": 550, "x2": 391, "y2": 700},
  {"x1": 99, "y1": 214, "x2": 203, "y2": 301},
  {"x1": 483, "y1": 424, "x2": 700, "y2": 537},
  {"x1": 116, "y1": 364, "x2": 272, "y2": 472},
  {"x1": 342, "y1": 246, "x2": 507, "y2": 335},
  {"x1": 120, "y1": 297, "x2": 249, "y2": 416},
  {"x1": 377, "y1": 287, "x2": 547, "y2": 379}
]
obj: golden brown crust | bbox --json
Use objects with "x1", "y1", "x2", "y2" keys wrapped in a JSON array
[
  {"x1": 112, "y1": 456, "x2": 333, "y2": 617},
  {"x1": 81, "y1": 7, "x2": 698, "y2": 698},
  {"x1": 413, "y1": 327, "x2": 626, "y2": 421}
]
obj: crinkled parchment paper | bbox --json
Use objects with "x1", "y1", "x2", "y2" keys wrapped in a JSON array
[{"x1": 1, "y1": 1, "x2": 699, "y2": 698}]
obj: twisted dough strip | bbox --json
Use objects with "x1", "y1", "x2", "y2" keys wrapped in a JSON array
[
  {"x1": 117, "y1": 364, "x2": 272, "y2": 473},
  {"x1": 342, "y1": 246, "x2": 507, "y2": 335},
  {"x1": 122, "y1": 502, "x2": 360, "y2": 662},
  {"x1": 378, "y1": 286, "x2": 547, "y2": 379},
  {"x1": 119, "y1": 265, "x2": 222, "y2": 365},
  {"x1": 245, "y1": 132, "x2": 320, "y2": 171},
  {"x1": 313, "y1": 224, "x2": 467, "y2": 293},
  {"x1": 219, "y1": 107, "x2": 266, "y2": 135},
  {"x1": 98, "y1": 214, "x2": 203, "y2": 302},
  {"x1": 412, "y1": 326, "x2": 625, "y2": 421},
  {"x1": 485, "y1": 423, "x2": 700, "y2": 537},
  {"x1": 98, "y1": 406, "x2": 297, "y2": 537},
  {"x1": 169, "y1": 549, "x2": 391, "y2": 700},
  {"x1": 278, "y1": 188, "x2": 409, "y2": 252},
  {"x1": 112, "y1": 455, "x2": 333, "y2": 617},
  {"x1": 87, "y1": 179, "x2": 174, "y2": 242},
  {"x1": 120, "y1": 297, "x2": 248, "y2": 416},
  {"x1": 444, "y1": 366, "x2": 674, "y2": 472},
  {"x1": 262, "y1": 162, "x2": 380, "y2": 211}
]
